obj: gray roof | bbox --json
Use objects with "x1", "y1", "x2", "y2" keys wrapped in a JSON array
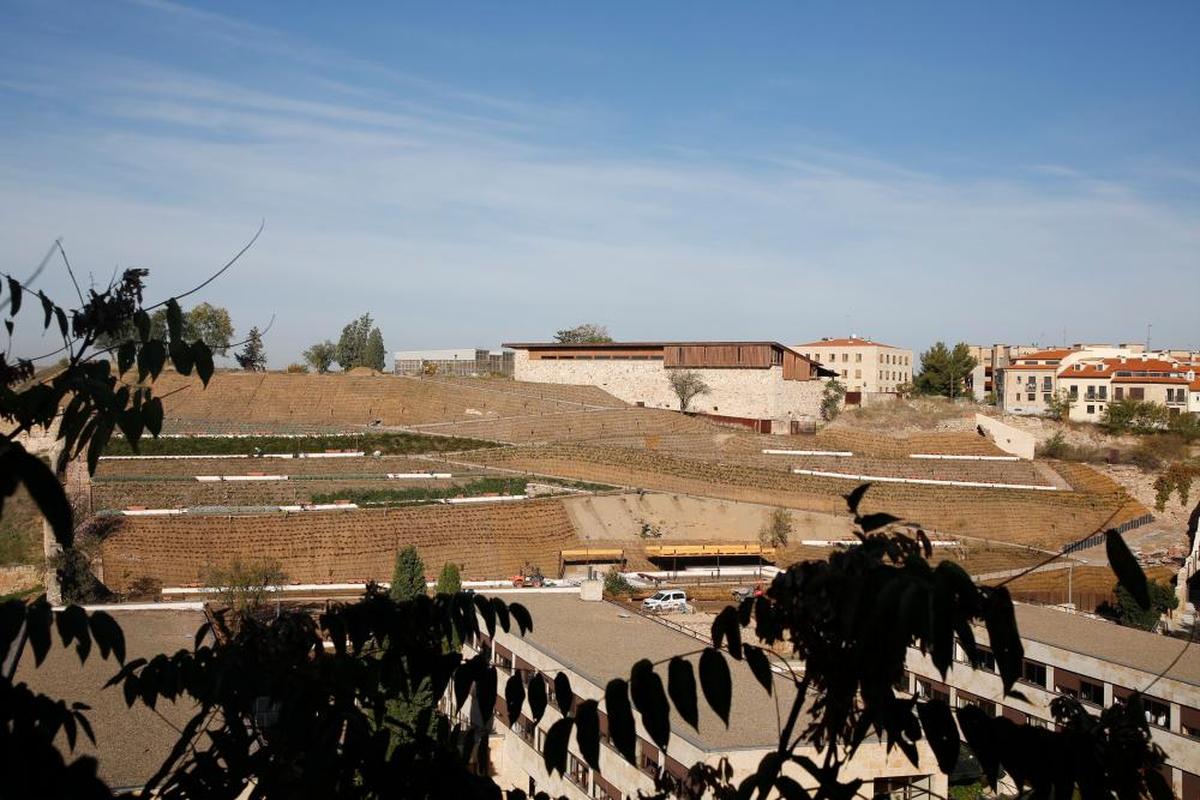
[
  {"x1": 14, "y1": 608, "x2": 204, "y2": 791},
  {"x1": 497, "y1": 594, "x2": 800, "y2": 752},
  {"x1": 1012, "y1": 603, "x2": 1200, "y2": 687}
]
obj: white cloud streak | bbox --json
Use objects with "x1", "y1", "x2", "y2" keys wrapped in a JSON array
[{"x1": 1, "y1": 1, "x2": 1197, "y2": 365}]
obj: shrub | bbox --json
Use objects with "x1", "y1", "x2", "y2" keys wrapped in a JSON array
[
  {"x1": 759, "y1": 507, "x2": 793, "y2": 548},
  {"x1": 286, "y1": 362, "x2": 309, "y2": 373},
  {"x1": 820, "y1": 379, "x2": 846, "y2": 421},
  {"x1": 203, "y1": 559, "x2": 286, "y2": 613},
  {"x1": 603, "y1": 568, "x2": 634, "y2": 597},
  {"x1": 390, "y1": 546, "x2": 426, "y2": 601},
  {"x1": 435, "y1": 562, "x2": 462, "y2": 595}
]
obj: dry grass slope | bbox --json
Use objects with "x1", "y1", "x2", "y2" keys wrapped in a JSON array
[{"x1": 144, "y1": 372, "x2": 626, "y2": 434}]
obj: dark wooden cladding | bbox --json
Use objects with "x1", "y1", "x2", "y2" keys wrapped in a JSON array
[
  {"x1": 664, "y1": 343, "x2": 776, "y2": 369},
  {"x1": 783, "y1": 350, "x2": 814, "y2": 381}
]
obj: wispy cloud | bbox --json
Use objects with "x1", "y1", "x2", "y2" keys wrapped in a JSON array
[{"x1": 1, "y1": 0, "x2": 1197, "y2": 363}]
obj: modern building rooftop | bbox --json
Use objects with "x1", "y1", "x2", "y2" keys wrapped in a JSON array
[
  {"x1": 1011, "y1": 603, "x2": 1200, "y2": 687},
  {"x1": 500, "y1": 594, "x2": 800, "y2": 751},
  {"x1": 14, "y1": 608, "x2": 205, "y2": 792}
]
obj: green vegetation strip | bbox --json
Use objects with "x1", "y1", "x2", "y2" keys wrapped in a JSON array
[
  {"x1": 103, "y1": 432, "x2": 499, "y2": 457},
  {"x1": 311, "y1": 477, "x2": 530, "y2": 506}
]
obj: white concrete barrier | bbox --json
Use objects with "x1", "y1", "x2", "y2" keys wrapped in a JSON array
[
  {"x1": 195, "y1": 475, "x2": 289, "y2": 482},
  {"x1": 762, "y1": 449, "x2": 854, "y2": 457},
  {"x1": 442, "y1": 495, "x2": 528, "y2": 505},
  {"x1": 800, "y1": 539, "x2": 960, "y2": 547},
  {"x1": 387, "y1": 472, "x2": 453, "y2": 479},
  {"x1": 120, "y1": 508, "x2": 187, "y2": 516},
  {"x1": 791, "y1": 468, "x2": 1057, "y2": 491},
  {"x1": 909, "y1": 454, "x2": 1019, "y2": 462}
]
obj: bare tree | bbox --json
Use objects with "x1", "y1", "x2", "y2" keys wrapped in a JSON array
[
  {"x1": 759, "y1": 507, "x2": 793, "y2": 548},
  {"x1": 668, "y1": 369, "x2": 710, "y2": 412}
]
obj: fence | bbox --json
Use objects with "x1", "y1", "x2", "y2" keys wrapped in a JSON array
[{"x1": 1059, "y1": 513, "x2": 1155, "y2": 554}]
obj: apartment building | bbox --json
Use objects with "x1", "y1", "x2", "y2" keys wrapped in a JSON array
[
  {"x1": 793, "y1": 336, "x2": 914, "y2": 397},
  {"x1": 964, "y1": 345, "x2": 1043, "y2": 401},
  {"x1": 997, "y1": 346, "x2": 1199, "y2": 421},
  {"x1": 902, "y1": 602, "x2": 1200, "y2": 799},
  {"x1": 463, "y1": 592, "x2": 947, "y2": 800}
]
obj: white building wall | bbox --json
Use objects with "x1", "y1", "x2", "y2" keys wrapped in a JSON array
[{"x1": 512, "y1": 350, "x2": 822, "y2": 422}]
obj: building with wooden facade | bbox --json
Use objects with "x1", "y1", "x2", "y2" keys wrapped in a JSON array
[{"x1": 502, "y1": 341, "x2": 830, "y2": 431}]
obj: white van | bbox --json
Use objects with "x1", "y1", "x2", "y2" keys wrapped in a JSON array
[{"x1": 641, "y1": 589, "x2": 689, "y2": 614}]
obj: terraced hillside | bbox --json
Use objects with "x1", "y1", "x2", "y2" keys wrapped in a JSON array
[
  {"x1": 408, "y1": 407, "x2": 722, "y2": 443},
  {"x1": 99, "y1": 498, "x2": 581, "y2": 591},
  {"x1": 140, "y1": 372, "x2": 626, "y2": 434},
  {"x1": 465, "y1": 444, "x2": 1148, "y2": 551}
]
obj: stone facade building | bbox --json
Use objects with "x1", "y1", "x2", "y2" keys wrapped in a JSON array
[{"x1": 504, "y1": 341, "x2": 830, "y2": 431}]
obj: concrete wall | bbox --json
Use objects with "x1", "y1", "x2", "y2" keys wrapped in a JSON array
[
  {"x1": 974, "y1": 414, "x2": 1036, "y2": 460},
  {"x1": 512, "y1": 350, "x2": 821, "y2": 422}
]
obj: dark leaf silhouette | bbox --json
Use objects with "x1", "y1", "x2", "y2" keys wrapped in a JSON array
[
  {"x1": 542, "y1": 717, "x2": 573, "y2": 776},
  {"x1": 574, "y1": 699, "x2": 601, "y2": 770},
  {"x1": 699, "y1": 648, "x2": 731, "y2": 726},
  {"x1": 916, "y1": 700, "x2": 959, "y2": 773},
  {"x1": 1106, "y1": 529, "x2": 1150, "y2": 609},
  {"x1": 667, "y1": 656, "x2": 699, "y2": 729},
  {"x1": 743, "y1": 646, "x2": 773, "y2": 695},
  {"x1": 527, "y1": 673, "x2": 548, "y2": 724},
  {"x1": 604, "y1": 678, "x2": 637, "y2": 762},
  {"x1": 630, "y1": 658, "x2": 671, "y2": 749}
]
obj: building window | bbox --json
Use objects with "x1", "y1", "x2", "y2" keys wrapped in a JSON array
[
  {"x1": 1069, "y1": 385, "x2": 1078, "y2": 399},
  {"x1": 591, "y1": 777, "x2": 620, "y2": 800},
  {"x1": 855, "y1": 370, "x2": 862, "y2": 379},
  {"x1": 1086, "y1": 405, "x2": 1094, "y2": 414},
  {"x1": 1115, "y1": 387, "x2": 1124, "y2": 400},
  {"x1": 1142, "y1": 696, "x2": 1171, "y2": 729},
  {"x1": 841, "y1": 370, "x2": 848, "y2": 378},
  {"x1": 1086, "y1": 386, "x2": 1096, "y2": 400},
  {"x1": 1027, "y1": 393, "x2": 1035, "y2": 402},
  {"x1": 914, "y1": 678, "x2": 949, "y2": 704},
  {"x1": 1078, "y1": 679, "x2": 1104, "y2": 706},
  {"x1": 566, "y1": 753, "x2": 590, "y2": 789},
  {"x1": 957, "y1": 693, "x2": 997, "y2": 717},
  {"x1": 842, "y1": 353, "x2": 849, "y2": 362},
  {"x1": 1021, "y1": 660, "x2": 1047, "y2": 688},
  {"x1": 972, "y1": 647, "x2": 997, "y2": 673},
  {"x1": 856, "y1": 353, "x2": 862, "y2": 363},
  {"x1": 873, "y1": 776, "x2": 932, "y2": 800},
  {"x1": 1098, "y1": 386, "x2": 1107, "y2": 400},
  {"x1": 1043, "y1": 377, "x2": 1052, "y2": 391},
  {"x1": 1130, "y1": 387, "x2": 1145, "y2": 400}
]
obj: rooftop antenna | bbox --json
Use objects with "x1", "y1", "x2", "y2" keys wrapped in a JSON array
[{"x1": 1146, "y1": 322, "x2": 1152, "y2": 351}]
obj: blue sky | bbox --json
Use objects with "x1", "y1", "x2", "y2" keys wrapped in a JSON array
[{"x1": 1, "y1": 0, "x2": 1197, "y2": 365}]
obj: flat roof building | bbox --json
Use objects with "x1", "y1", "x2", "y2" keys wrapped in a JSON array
[
  {"x1": 466, "y1": 592, "x2": 945, "y2": 799},
  {"x1": 503, "y1": 341, "x2": 832, "y2": 432},
  {"x1": 903, "y1": 602, "x2": 1200, "y2": 798}
]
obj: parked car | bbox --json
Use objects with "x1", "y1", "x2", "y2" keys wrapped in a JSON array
[
  {"x1": 731, "y1": 585, "x2": 765, "y2": 602},
  {"x1": 642, "y1": 589, "x2": 689, "y2": 614}
]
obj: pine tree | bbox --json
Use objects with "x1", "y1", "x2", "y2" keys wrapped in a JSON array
[
  {"x1": 389, "y1": 545, "x2": 426, "y2": 600},
  {"x1": 364, "y1": 327, "x2": 386, "y2": 372},
  {"x1": 434, "y1": 562, "x2": 462, "y2": 595},
  {"x1": 235, "y1": 326, "x2": 267, "y2": 371},
  {"x1": 335, "y1": 313, "x2": 373, "y2": 370}
]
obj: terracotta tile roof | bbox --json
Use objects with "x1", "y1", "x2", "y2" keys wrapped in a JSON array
[
  {"x1": 793, "y1": 337, "x2": 902, "y2": 350},
  {"x1": 1111, "y1": 376, "x2": 1189, "y2": 385},
  {"x1": 1017, "y1": 348, "x2": 1075, "y2": 361},
  {"x1": 1190, "y1": 379, "x2": 1200, "y2": 391}
]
